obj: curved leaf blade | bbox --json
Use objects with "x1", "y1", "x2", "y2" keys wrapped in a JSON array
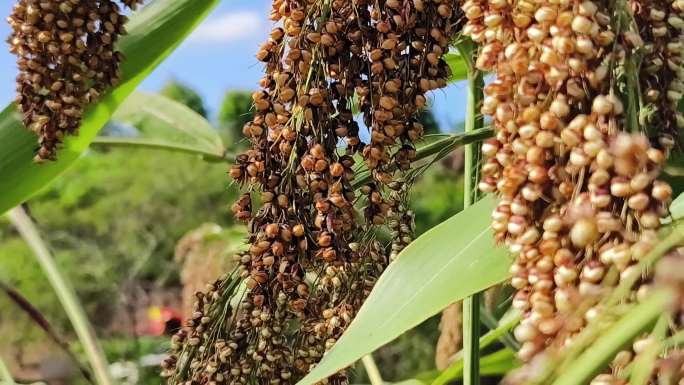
[
  {"x1": 0, "y1": 0, "x2": 220, "y2": 215},
  {"x1": 91, "y1": 136, "x2": 226, "y2": 161},
  {"x1": 106, "y1": 91, "x2": 224, "y2": 157},
  {"x1": 8, "y1": 206, "x2": 114, "y2": 385},
  {"x1": 352, "y1": 128, "x2": 493, "y2": 190},
  {"x1": 296, "y1": 197, "x2": 512, "y2": 385}
]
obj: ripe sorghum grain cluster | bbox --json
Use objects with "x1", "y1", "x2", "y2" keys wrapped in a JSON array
[
  {"x1": 634, "y1": 0, "x2": 684, "y2": 141},
  {"x1": 357, "y1": 0, "x2": 460, "y2": 226},
  {"x1": 7, "y1": 0, "x2": 144, "y2": 161},
  {"x1": 463, "y1": 0, "x2": 684, "y2": 380},
  {"x1": 387, "y1": 180, "x2": 416, "y2": 261},
  {"x1": 165, "y1": 1, "x2": 460, "y2": 385}
]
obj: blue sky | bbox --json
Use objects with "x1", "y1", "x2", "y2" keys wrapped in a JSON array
[{"x1": 0, "y1": 0, "x2": 469, "y2": 130}]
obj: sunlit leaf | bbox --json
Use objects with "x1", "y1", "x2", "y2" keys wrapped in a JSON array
[{"x1": 668, "y1": 192, "x2": 684, "y2": 221}]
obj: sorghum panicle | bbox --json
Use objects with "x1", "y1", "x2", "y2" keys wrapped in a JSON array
[
  {"x1": 167, "y1": 1, "x2": 461, "y2": 385},
  {"x1": 463, "y1": 0, "x2": 684, "y2": 380},
  {"x1": 7, "y1": 0, "x2": 144, "y2": 161}
]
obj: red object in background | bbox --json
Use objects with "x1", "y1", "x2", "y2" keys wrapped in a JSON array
[{"x1": 146, "y1": 306, "x2": 182, "y2": 336}]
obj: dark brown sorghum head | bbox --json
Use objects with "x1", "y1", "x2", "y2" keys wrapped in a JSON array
[
  {"x1": 7, "y1": 0, "x2": 143, "y2": 162},
  {"x1": 164, "y1": 1, "x2": 462, "y2": 385}
]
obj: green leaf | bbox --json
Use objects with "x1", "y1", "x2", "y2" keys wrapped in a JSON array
[
  {"x1": 390, "y1": 380, "x2": 427, "y2": 385},
  {"x1": 0, "y1": 0, "x2": 220, "y2": 215},
  {"x1": 669, "y1": 192, "x2": 684, "y2": 221},
  {"x1": 480, "y1": 349, "x2": 518, "y2": 376},
  {"x1": 95, "y1": 91, "x2": 226, "y2": 160},
  {"x1": 0, "y1": 355, "x2": 17, "y2": 385},
  {"x1": 444, "y1": 53, "x2": 469, "y2": 83},
  {"x1": 390, "y1": 350, "x2": 517, "y2": 385},
  {"x1": 296, "y1": 197, "x2": 512, "y2": 385},
  {"x1": 431, "y1": 312, "x2": 521, "y2": 385},
  {"x1": 8, "y1": 206, "x2": 114, "y2": 385}
]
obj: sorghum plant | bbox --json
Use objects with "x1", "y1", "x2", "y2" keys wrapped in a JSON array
[
  {"x1": 163, "y1": 0, "x2": 461, "y2": 384},
  {"x1": 463, "y1": 0, "x2": 684, "y2": 381},
  {"x1": 7, "y1": 0, "x2": 143, "y2": 161},
  {"x1": 7, "y1": 0, "x2": 684, "y2": 384}
]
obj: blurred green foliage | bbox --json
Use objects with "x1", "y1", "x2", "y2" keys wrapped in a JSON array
[
  {"x1": 102, "y1": 336, "x2": 170, "y2": 385},
  {"x1": 411, "y1": 165, "x2": 465, "y2": 235},
  {"x1": 218, "y1": 90, "x2": 253, "y2": 146},
  {"x1": 0, "y1": 148, "x2": 235, "y2": 342},
  {"x1": 160, "y1": 79, "x2": 208, "y2": 118}
]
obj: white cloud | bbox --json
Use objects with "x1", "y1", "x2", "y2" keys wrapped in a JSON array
[{"x1": 188, "y1": 11, "x2": 264, "y2": 43}]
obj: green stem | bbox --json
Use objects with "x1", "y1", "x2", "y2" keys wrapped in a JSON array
[
  {"x1": 663, "y1": 328, "x2": 684, "y2": 350},
  {"x1": 628, "y1": 315, "x2": 668, "y2": 385},
  {"x1": 624, "y1": 55, "x2": 642, "y2": 134},
  {"x1": 462, "y1": 52, "x2": 485, "y2": 385},
  {"x1": 463, "y1": 295, "x2": 481, "y2": 385},
  {"x1": 7, "y1": 207, "x2": 115, "y2": 385},
  {"x1": 464, "y1": 75, "x2": 484, "y2": 207},
  {"x1": 361, "y1": 354, "x2": 384, "y2": 385}
]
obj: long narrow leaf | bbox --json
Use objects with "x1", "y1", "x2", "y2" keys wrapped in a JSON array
[
  {"x1": 480, "y1": 349, "x2": 518, "y2": 376},
  {"x1": 296, "y1": 197, "x2": 512, "y2": 385},
  {"x1": 0, "y1": 0, "x2": 220, "y2": 215},
  {"x1": 430, "y1": 349, "x2": 517, "y2": 384},
  {"x1": 102, "y1": 91, "x2": 225, "y2": 159},
  {"x1": 8, "y1": 207, "x2": 113, "y2": 385},
  {"x1": 91, "y1": 137, "x2": 227, "y2": 161},
  {"x1": 352, "y1": 128, "x2": 493, "y2": 190}
]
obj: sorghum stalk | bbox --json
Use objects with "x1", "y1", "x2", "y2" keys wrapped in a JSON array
[{"x1": 461, "y1": 40, "x2": 485, "y2": 385}]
